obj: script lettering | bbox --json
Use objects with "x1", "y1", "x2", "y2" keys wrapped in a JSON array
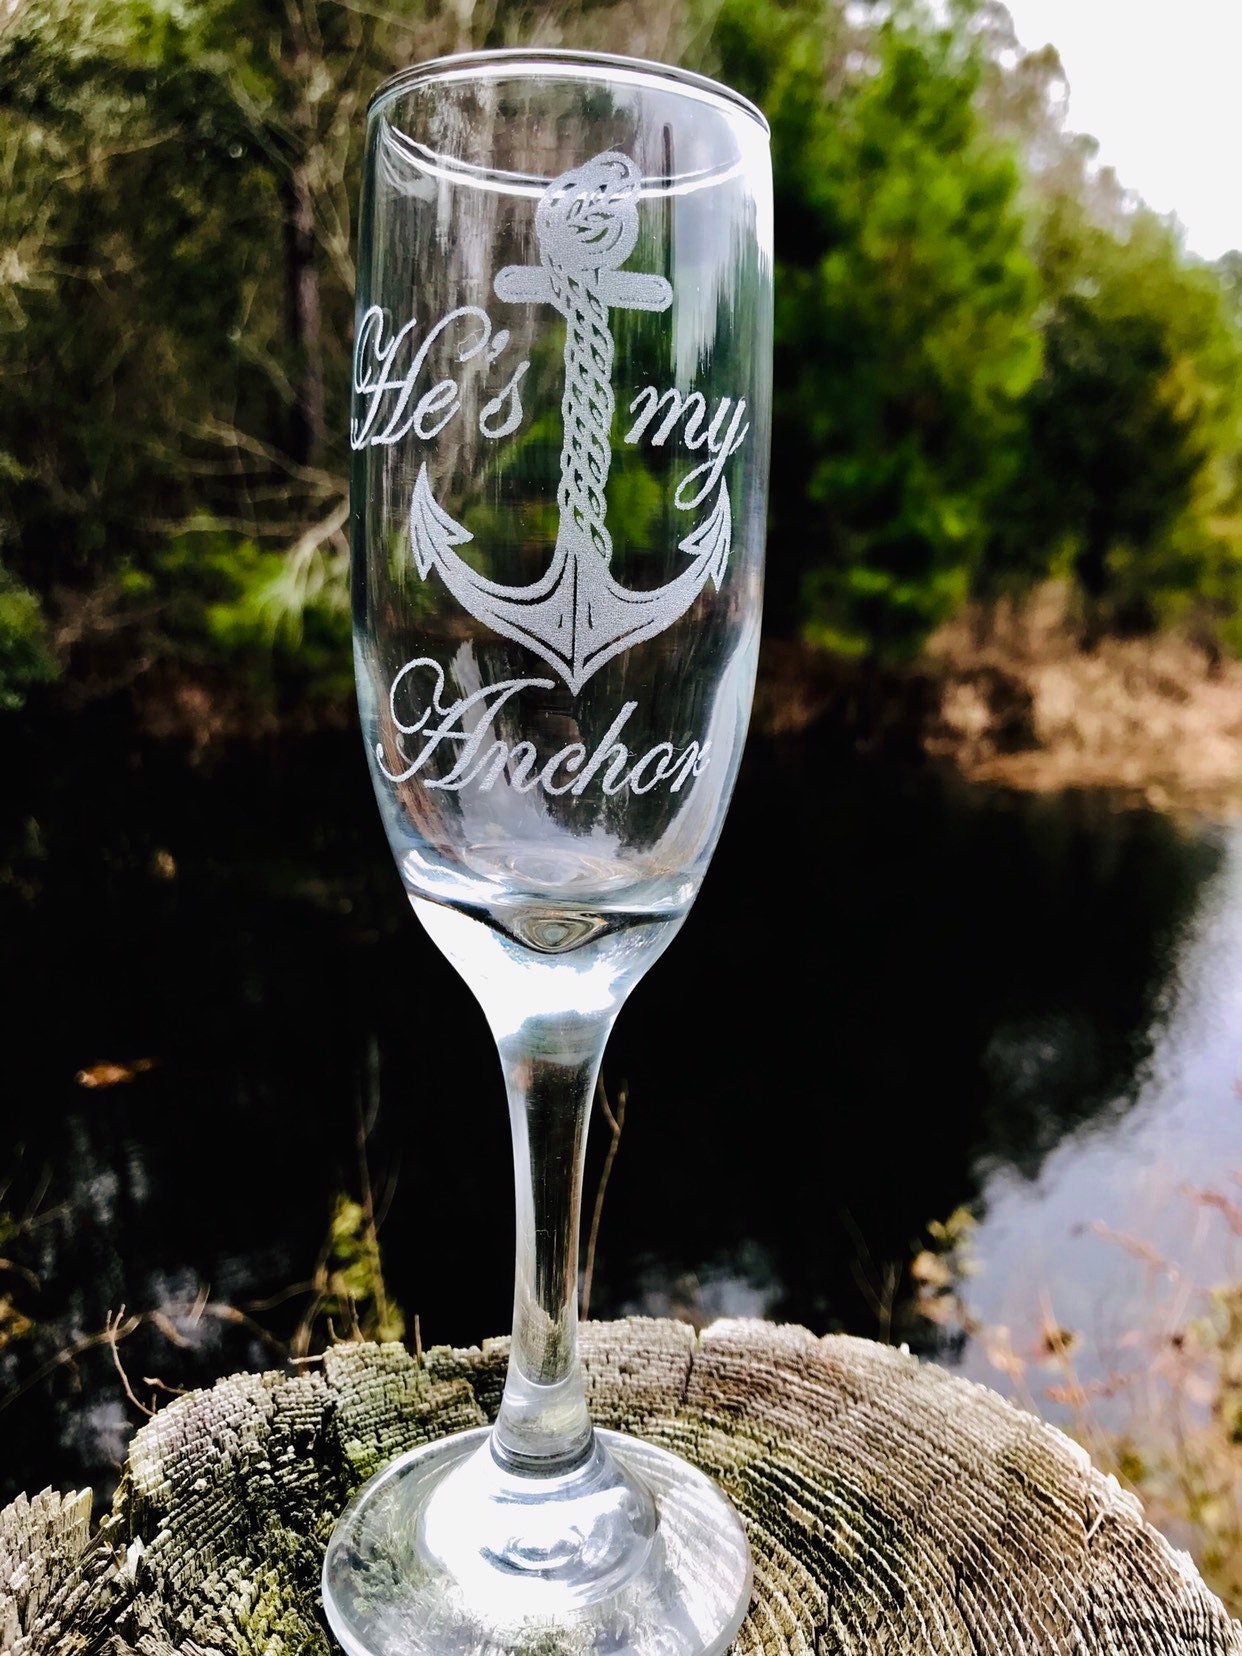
[
  {"x1": 351, "y1": 305, "x2": 529, "y2": 450},
  {"x1": 375, "y1": 658, "x2": 711, "y2": 799},
  {"x1": 624, "y1": 388, "x2": 750, "y2": 510}
]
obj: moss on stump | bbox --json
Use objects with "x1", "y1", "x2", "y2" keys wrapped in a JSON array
[{"x1": 2, "y1": 1318, "x2": 1239, "y2": 1654}]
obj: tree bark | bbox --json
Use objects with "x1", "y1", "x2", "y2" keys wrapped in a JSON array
[
  {"x1": 282, "y1": 13, "x2": 325, "y2": 467},
  {"x1": 2, "y1": 1319, "x2": 1240, "y2": 1655}
]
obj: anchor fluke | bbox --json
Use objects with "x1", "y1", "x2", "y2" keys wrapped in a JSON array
[
  {"x1": 409, "y1": 462, "x2": 472, "y2": 579},
  {"x1": 678, "y1": 482, "x2": 731, "y2": 590},
  {"x1": 407, "y1": 463, "x2": 733, "y2": 695}
]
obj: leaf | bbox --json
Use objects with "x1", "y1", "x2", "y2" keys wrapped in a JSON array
[
  {"x1": 0, "y1": 1293, "x2": 34, "y2": 1349},
  {"x1": 76, "y1": 1058, "x2": 157, "y2": 1089},
  {"x1": 1039, "y1": 1323, "x2": 1079, "y2": 1361},
  {"x1": 914, "y1": 1290, "x2": 961, "y2": 1326},
  {"x1": 911, "y1": 1249, "x2": 953, "y2": 1288}
]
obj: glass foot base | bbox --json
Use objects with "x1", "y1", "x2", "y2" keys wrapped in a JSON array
[{"x1": 321, "y1": 1427, "x2": 752, "y2": 1656}]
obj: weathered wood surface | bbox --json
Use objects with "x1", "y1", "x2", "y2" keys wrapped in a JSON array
[{"x1": 2, "y1": 1317, "x2": 1239, "y2": 1655}]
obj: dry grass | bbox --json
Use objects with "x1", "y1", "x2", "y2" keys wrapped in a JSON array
[
  {"x1": 927, "y1": 584, "x2": 1242, "y2": 813},
  {"x1": 914, "y1": 1182, "x2": 1242, "y2": 1616}
]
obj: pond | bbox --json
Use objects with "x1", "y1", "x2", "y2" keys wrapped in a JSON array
[{"x1": 1, "y1": 705, "x2": 1238, "y2": 1506}]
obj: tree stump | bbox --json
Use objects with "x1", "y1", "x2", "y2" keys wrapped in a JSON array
[{"x1": 2, "y1": 1318, "x2": 1239, "y2": 1655}]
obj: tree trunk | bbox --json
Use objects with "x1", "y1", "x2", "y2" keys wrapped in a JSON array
[
  {"x1": 282, "y1": 19, "x2": 325, "y2": 468},
  {"x1": 3, "y1": 1319, "x2": 1239, "y2": 1654}
]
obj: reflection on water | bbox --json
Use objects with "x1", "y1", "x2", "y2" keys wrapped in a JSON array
[
  {"x1": 0, "y1": 712, "x2": 1235, "y2": 1501},
  {"x1": 957, "y1": 823, "x2": 1242, "y2": 1414},
  {"x1": 613, "y1": 1241, "x2": 783, "y2": 1328}
]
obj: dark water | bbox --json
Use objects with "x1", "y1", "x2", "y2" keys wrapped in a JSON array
[{"x1": 1, "y1": 709, "x2": 1236, "y2": 1505}]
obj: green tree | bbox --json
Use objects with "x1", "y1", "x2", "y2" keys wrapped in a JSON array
[
  {"x1": 704, "y1": 0, "x2": 1041, "y2": 658},
  {"x1": 6, "y1": 0, "x2": 1242, "y2": 708},
  {"x1": 983, "y1": 199, "x2": 1242, "y2": 639},
  {"x1": 0, "y1": 565, "x2": 55, "y2": 711},
  {"x1": 0, "y1": 0, "x2": 690, "y2": 713},
  {"x1": 965, "y1": 1, "x2": 1242, "y2": 640}
]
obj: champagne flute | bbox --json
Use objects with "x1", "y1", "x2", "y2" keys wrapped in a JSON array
[{"x1": 323, "y1": 47, "x2": 772, "y2": 1656}]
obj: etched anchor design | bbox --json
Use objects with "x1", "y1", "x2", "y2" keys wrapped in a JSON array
[{"x1": 409, "y1": 150, "x2": 732, "y2": 694}]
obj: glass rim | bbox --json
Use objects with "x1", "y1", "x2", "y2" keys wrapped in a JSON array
[{"x1": 367, "y1": 46, "x2": 770, "y2": 138}]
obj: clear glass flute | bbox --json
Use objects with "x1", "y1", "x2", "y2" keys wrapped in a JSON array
[{"x1": 323, "y1": 48, "x2": 772, "y2": 1656}]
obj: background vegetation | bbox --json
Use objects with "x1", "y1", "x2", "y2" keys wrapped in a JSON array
[
  {"x1": 3, "y1": 0, "x2": 1241, "y2": 719},
  {"x1": 3, "y1": 4, "x2": 1241, "y2": 1602}
]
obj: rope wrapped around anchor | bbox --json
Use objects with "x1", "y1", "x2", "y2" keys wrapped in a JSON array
[{"x1": 535, "y1": 151, "x2": 644, "y2": 571}]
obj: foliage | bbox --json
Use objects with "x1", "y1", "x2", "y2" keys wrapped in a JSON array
[
  {"x1": 317, "y1": 1192, "x2": 405, "y2": 1347},
  {"x1": 0, "y1": 0, "x2": 359, "y2": 708},
  {"x1": 0, "y1": 0, "x2": 692, "y2": 715},
  {"x1": 983, "y1": 199, "x2": 1242, "y2": 641},
  {"x1": 1078, "y1": 1235, "x2": 1242, "y2": 1618},
  {"x1": 0, "y1": 1137, "x2": 406, "y2": 1427},
  {"x1": 0, "y1": 565, "x2": 56, "y2": 709},
  {"x1": 917, "y1": 1185, "x2": 1242, "y2": 1618},
  {"x1": 1113, "y1": 1278, "x2": 1242, "y2": 1616},
  {"x1": 700, "y1": 0, "x2": 1242, "y2": 658},
  {"x1": 706, "y1": 0, "x2": 1041, "y2": 656},
  {"x1": 2, "y1": 0, "x2": 1242, "y2": 708}
]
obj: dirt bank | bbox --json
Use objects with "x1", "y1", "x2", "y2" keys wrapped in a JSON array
[{"x1": 756, "y1": 585, "x2": 1242, "y2": 817}]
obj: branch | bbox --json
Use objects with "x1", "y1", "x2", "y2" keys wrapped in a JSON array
[{"x1": 580, "y1": 1078, "x2": 627, "y2": 1321}]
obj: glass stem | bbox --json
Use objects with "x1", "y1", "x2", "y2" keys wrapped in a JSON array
[{"x1": 490, "y1": 1008, "x2": 613, "y2": 1474}]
